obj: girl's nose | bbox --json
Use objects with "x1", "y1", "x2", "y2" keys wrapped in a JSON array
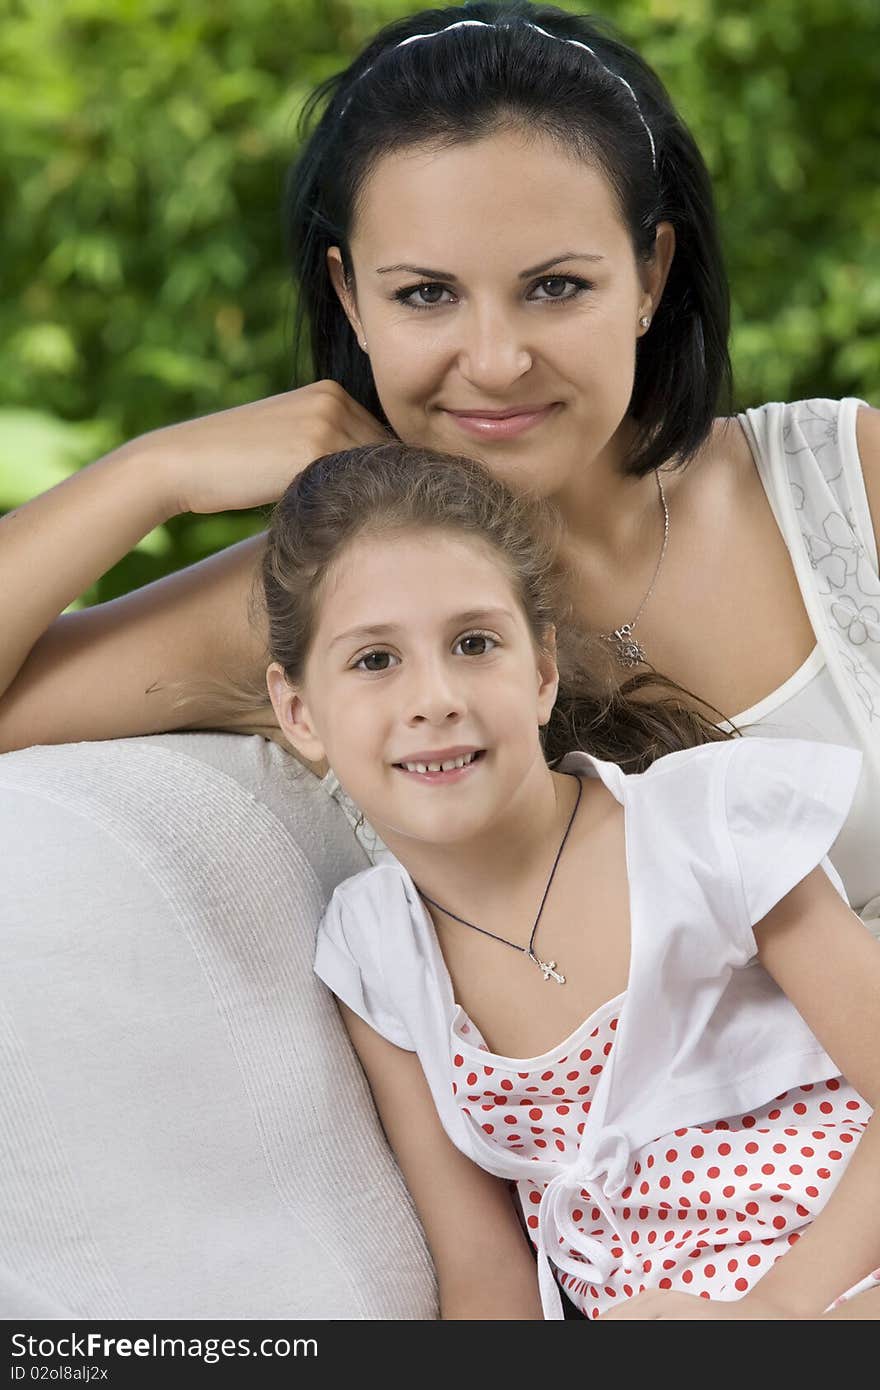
[
  {"x1": 405, "y1": 662, "x2": 467, "y2": 726},
  {"x1": 456, "y1": 306, "x2": 533, "y2": 393}
]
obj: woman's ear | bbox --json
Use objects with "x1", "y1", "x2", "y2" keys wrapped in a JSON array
[
  {"x1": 327, "y1": 246, "x2": 366, "y2": 345},
  {"x1": 266, "y1": 663, "x2": 326, "y2": 764},
  {"x1": 536, "y1": 626, "x2": 559, "y2": 727},
  {"x1": 638, "y1": 221, "x2": 676, "y2": 328}
]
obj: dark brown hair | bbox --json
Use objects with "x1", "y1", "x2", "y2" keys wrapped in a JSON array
[{"x1": 263, "y1": 442, "x2": 731, "y2": 772}]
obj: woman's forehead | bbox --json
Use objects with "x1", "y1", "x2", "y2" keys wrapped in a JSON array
[{"x1": 349, "y1": 129, "x2": 628, "y2": 261}]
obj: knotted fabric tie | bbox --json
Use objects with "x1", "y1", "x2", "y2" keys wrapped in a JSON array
[{"x1": 535, "y1": 1125, "x2": 637, "y2": 1319}]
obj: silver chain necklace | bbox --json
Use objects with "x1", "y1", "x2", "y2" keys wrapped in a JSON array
[
  {"x1": 415, "y1": 775, "x2": 582, "y2": 986},
  {"x1": 598, "y1": 471, "x2": 669, "y2": 669}
]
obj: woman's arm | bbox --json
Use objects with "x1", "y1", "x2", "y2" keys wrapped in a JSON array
[
  {"x1": 740, "y1": 866, "x2": 880, "y2": 1318},
  {"x1": 0, "y1": 457, "x2": 272, "y2": 750},
  {"x1": 338, "y1": 1002, "x2": 545, "y2": 1320},
  {"x1": 0, "y1": 383, "x2": 387, "y2": 751}
]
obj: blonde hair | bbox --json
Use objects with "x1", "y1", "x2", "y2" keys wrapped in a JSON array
[{"x1": 262, "y1": 441, "x2": 732, "y2": 772}]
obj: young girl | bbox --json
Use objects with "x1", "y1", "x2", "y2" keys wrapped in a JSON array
[{"x1": 263, "y1": 440, "x2": 879, "y2": 1322}]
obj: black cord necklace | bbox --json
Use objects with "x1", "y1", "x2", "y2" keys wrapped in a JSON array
[{"x1": 415, "y1": 774, "x2": 583, "y2": 986}]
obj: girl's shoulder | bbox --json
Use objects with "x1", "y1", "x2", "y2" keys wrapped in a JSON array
[
  {"x1": 565, "y1": 736, "x2": 860, "y2": 922},
  {"x1": 325, "y1": 858, "x2": 417, "y2": 933},
  {"x1": 564, "y1": 731, "x2": 858, "y2": 791},
  {"x1": 315, "y1": 860, "x2": 419, "y2": 1051},
  {"x1": 625, "y1": 732, "x2": 859, "y2": 820}
]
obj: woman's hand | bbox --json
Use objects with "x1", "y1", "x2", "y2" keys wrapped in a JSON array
[
  {"x1": 598, "y1": 1288, "x2": 800, "y2": 1320},
  {"x1": 149, "y1": 380, "x2": 390, "y2": 517}
]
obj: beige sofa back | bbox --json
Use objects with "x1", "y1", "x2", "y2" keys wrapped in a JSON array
[{"x1": 0, "y1": 733, "x2": 436, "y2": 1319}]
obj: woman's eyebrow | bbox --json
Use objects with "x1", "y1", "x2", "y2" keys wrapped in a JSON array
[{"x1": 375, "y1": 251, "x2": 604, "y2": 280}]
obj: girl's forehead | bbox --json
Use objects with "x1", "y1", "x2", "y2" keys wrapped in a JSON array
[{"x1": 318, "y1": 528, "x2": 522, "y2": 624}]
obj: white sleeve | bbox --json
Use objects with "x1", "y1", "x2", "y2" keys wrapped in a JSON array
[
  {"x1": 724, "y1": 736, "x2": 862, "y2": 935},
  {"x1": 314, "y1": 876, "x2": 414, "y2": 1051}
]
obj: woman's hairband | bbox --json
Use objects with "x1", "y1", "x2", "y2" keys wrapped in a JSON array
[{"x1": 342, "y1": 18, "x2": 657, "y2": 174}]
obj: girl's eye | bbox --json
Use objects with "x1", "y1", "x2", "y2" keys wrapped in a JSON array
[
  {"x1": 453, "y1": 632, "x2": 498, "y2": 657},
  {"x1": 393, "y1": 282, "x2": 454, "y2": 310},
  {"x1": 354, "y1": 649, "x2": 399, "y2": 673},
  {"x1": 530, "y1": 275, "x2": 590, "y2": 302}
]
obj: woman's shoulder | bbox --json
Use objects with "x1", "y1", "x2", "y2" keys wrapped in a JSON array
[
  {"x1": 708, "y1": 396, "x2": 880, "y2": 475},
  {"x1": 703, "y1": 396, "x2": 872, "y2": 457},
  {"x1": 659, "y1": 398, "x2": 877, "y2": 534},
  {"x1": 691, "y1": 399, "x2": 879, "y2": 558}
]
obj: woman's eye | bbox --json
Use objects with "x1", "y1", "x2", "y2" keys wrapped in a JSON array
[
  {"x1": 354, "y1": 650, "x2": 399, "y2": 673},
  {"x1": 454, "y1": 633, "x2": 498, "y2": 657},
  {"x1": 530, "y1": 276, "x2": 589, "y2": 302},
  {"x1": 394, "y1": 283, "x2": 454, "y2": 310}
]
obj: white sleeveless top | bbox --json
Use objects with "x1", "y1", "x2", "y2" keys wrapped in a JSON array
[{"x1": 735, "y1": 398, "x2": 880, "y2": 923}]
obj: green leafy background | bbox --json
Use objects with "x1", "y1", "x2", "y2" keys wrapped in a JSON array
[{"x1": 2, "y1": 0, "x2": 878, "y2": 607}]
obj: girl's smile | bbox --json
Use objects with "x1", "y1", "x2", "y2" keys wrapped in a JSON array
[{"x1": 392, "y1": 746, "x2": 487, "y2": 783}]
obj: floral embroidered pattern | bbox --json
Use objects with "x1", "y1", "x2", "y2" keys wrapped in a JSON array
[
  {"x1": 804, "y1": 511, "x2": 862, "y2": 592},
  {"x1": 831, "y1": 595, "x2": 880, "y2": 647},
  {"x1": 781, "y1": 400, "x2": 880, "y2": 724}
]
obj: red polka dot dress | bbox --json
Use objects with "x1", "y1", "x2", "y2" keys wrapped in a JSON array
[{"x1": 451, "y1": 995, "x2": 878, "y2": 1319}]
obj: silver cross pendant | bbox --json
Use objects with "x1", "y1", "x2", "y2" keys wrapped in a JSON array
[{"x1": 530, "y1": 953, "x2": 565, "y2": 985}]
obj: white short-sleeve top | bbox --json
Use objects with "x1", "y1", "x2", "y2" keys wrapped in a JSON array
[{"x1": 314, "y1": 737, "x2": 862, "y2": 1317}]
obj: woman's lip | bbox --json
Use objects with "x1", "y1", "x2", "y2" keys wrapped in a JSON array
[{"x1": 443, "y1": 404, "x2": 559, "y2": 439}]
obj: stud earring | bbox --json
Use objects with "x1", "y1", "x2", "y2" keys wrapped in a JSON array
[
  {"x1": 639, "y1": 314, "x2": 651, "y2": 329},
  {"x1": 360, "y1": 338, "x2": 368, "y2": 352}
]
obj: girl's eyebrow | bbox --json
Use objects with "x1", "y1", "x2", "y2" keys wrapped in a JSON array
[
  {"x1": 328, "y1": 606, "x2": 516, "y2": 649},
  {"x1": 374, "y1": 251, "x2": 605, "y2": 280}
]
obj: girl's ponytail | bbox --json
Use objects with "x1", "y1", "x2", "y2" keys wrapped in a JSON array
[{"x1": 545, "y1": 628, "x2": 731, "y2": 773}]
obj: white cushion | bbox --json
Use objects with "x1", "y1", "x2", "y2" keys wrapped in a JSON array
[{"x1": 0, "y1": 732, "x2": 437, "y2": 1319}]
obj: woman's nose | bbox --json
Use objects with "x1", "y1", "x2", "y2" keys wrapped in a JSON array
[{"x1": 456, "y1": 305, "x2": 532, "y2": 393}]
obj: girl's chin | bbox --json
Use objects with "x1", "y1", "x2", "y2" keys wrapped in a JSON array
[{"x1": 373, "y1": 804, "x2": 499, "y2": 852}]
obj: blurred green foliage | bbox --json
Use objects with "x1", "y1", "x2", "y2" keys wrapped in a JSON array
[{"x1": 1, "y1": 0, "x2": 878, "y2": 605}]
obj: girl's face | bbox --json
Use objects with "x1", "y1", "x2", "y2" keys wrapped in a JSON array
[
  {"x1": 330, "y1": 127, "x2": 673, "y2": 500},
  {"x1": 268, "y1": 528, "x2": 558, "y2": 850}
]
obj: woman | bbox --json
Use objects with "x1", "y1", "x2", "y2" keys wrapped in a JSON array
[{"x1": 3, "y1": 7, "x2": 878, "y2": 873}]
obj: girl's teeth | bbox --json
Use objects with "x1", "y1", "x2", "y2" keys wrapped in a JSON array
[{"x1": 401, "y1": 752, "x2": 478, "y2": 774}]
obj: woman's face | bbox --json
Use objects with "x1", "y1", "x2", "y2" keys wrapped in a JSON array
[{"x1": 330, "y1": 128, "x2": 673, "y2": 500}]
